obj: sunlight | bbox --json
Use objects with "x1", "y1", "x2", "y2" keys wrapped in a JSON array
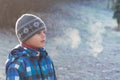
[
  {"x1": 87, "y1": 21, "x2": 105, "y2": 57},
  {"x1": 65, "y1": 28, "x2": 81, "y2": 49}
]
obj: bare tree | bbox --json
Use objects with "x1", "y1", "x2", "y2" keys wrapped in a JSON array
[{"x1": 113, "y1": 0, "x2": 120, "y2": 30}]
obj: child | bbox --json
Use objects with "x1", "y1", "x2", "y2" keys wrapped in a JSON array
[{"x1": 5, "y1": 14, "x2": 57, "y2": 80}]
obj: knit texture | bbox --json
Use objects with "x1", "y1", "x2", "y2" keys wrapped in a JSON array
[{"x1": 15, "y1": 14, "x2": 46, "y2": 42}]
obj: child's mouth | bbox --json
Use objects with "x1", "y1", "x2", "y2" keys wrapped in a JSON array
[{"x1": 41, "y1": 40, "x2": 45, "y2": 43}]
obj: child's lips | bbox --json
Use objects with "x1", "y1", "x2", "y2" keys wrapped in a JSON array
[{"x1": 41, "y1": 40, "x2": 45, "y2": 43}]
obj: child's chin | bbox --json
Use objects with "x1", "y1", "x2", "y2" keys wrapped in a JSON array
[{"x1": 38, "y1": 44, "x2": 45, "y2": 48}]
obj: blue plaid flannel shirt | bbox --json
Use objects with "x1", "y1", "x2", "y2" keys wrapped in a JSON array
[{"x1": 5, "y1": 45, "x2": 56, "y2": 80}]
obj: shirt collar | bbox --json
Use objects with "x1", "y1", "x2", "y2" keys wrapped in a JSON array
[{"x1": 21, "y1": 42, "x2": 39, "y2": 51}]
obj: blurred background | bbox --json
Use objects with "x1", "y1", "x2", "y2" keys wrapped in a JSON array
[
  {"x1": 1, "y1": 0, "x2": 120, "y2": 80},
  {"x1": 0, "y1": 0, "x2": 116, "y2": 28}
]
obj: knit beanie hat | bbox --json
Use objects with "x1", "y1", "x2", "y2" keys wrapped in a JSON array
[{"x1": 15, "y1": 14, "x2": 46, "y2": 42}]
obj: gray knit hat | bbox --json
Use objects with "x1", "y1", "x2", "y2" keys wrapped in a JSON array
[{"x1": 15, "y1": 14, "x2": 46, "y2": 42}]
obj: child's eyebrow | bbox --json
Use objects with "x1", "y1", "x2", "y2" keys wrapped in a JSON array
[{"x1": 36, "y1": 29, "x2": 46, "y2": 34}]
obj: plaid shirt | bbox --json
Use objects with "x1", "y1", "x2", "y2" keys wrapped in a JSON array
[{"x1": 6, "y1": 45, "x2": 56, "y2": 80}]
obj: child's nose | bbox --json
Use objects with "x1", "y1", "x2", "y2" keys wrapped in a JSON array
[{"x1": 41, "y1": 32, "x2": 46, "y2": 39}]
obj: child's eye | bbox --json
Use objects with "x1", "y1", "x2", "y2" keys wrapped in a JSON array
[
  {"x1": 36, "y1": 30, "x2": 46, "y2": 34},
  {"x1": 36, "y1": 31, "x2": 41, "y2": 34},
  {"x1": 43, "y1": 30, "x2": 46, "y2": 34}
]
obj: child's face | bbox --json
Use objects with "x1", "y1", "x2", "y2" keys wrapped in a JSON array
[{"x1": 25, "y1": 29, "x2": 46, "y2": 48}]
